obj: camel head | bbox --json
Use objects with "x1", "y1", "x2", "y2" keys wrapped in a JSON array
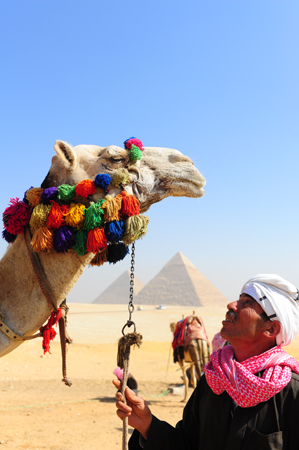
[
  {"x1": 170, "y1": 322, "x2": 177, "y2": 334},
  {"x1": 41, "y1": 140, "x2": 206, "y2": 213}
]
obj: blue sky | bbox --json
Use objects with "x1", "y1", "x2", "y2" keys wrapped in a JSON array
[{"x1": 0, "y1": 0, "x2": 298, "y2": 304}]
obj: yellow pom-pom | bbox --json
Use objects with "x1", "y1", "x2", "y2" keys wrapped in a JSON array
[
  {"x1": 65, "y1": 203, "x2": 86, "y2": 229},
  {"x1": 102, "y1": 194, "x2": 122, "y2": 222},
  {"x1": 29, "y1": 204, "x2": 51, "y2": 230},
  {"x1": 26, "y1": 188, "x2": 44, "y2": 207}
]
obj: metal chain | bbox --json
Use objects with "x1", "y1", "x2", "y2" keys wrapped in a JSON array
[{"x1": 122, "y1": 242, "x2": 136, "y2": 335}]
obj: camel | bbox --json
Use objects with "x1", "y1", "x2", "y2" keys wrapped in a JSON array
[
  {"x1": 170, "y1": 314, "x2": 210, "y2": 402},
  {"x1": 0, "y1": 140, "x2": 206, "y2": 372}
]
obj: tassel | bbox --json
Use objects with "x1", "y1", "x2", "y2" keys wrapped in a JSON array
[
  {"x1": 124, "y1": 137, "x2": 143, "y2": 151},
  {"x1": 107, "y1": 243, "x2": 129, "y2": 264},
  {"x1": 75, "y1": 179, "x2": 96, "y2": 199},
  {"x1": 65, "y1": 203, "x2": 86, "y2": 229},
  {"x1": 40, "y1": 187, "x2": 58, "y2": 204},
  {"x1": 3, "y1": 198, "x2": 31, "y2": 235},
  {"x1": 89, "y1": 248, "x2": 108, "y2": 266},
  {"x1": 25, "y1": 187, "x2": 44, "y2": 207},
  {"x1": 83, "y1": 200, "x2": 105, "y2": 231},
  {"x1": 40, "y1": 309, "x2": 62, "y2": 354},
  {"x1": 73, "y1": 229, "x2": 88, "y2": 256},
  {"x1": 31, "y1": 226, "x2": 54, "y2": 252},
  {"x1": 29, "y1": 204, "x2": 51, "y2": 229},
  {"x1": 86, "y1": 228, "x2": 108, "y2": 253},
  {"x1": 23, "y1": 186, "x2": 34, "y2": 205},
  {"x1": 104, "y1": 220, "x2": 125, "y2": 243},
  {"x1": 47, "y1": 202, "x2": 69, "y2": 229},
  {"x1": 122, "y1": 215, "x2": 149, "y2": 244},
  {"x1": 94, "y1": 174, "x2": 111, "y2": 192},
  {"x1": 53, "y1": 225, "x2": 76, "y2": 253},
  {"x1": 101, "y1": 194, "x2": 122, "y2": 222},
  {"x1": 129, "y1": 144, "x2": 143, "y2": 162},
  {"x1": 2, "y1": 229, "x2": 17, "y2": 243},
  {"x1": 57, "y1": 184, "x2": 76, "y2": 202},
  {"x1": 111, "y1": 169, "x2": 131, "y2": 188},
  {"x1": 120, "y1": 191, "x2": 140, "y2": 218}
]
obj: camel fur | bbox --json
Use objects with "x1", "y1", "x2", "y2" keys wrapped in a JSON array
[{"x1": 0, "y1": 141, "x2": 205, "y2": 359}]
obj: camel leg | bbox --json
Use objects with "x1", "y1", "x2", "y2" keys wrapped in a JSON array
[
  {"x1": 178, "y1": 356, "x2": 188, "y2": 402},
  {"x1": 189, "y1": 363, "x2": 197, "y2": 389},
  {"x1": 200, "y1": 340, "x2": 210, "y2": 373},
  {"x1": 187, "y1": 341, "x2": 202, "y2": 381}
]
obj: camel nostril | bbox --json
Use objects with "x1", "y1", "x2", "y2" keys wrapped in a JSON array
[{"x1": 169, "y1": 154, "x2": 193, "y2": 165}]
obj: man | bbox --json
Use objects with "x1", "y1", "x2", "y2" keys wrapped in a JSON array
[{"x1": 114, "y1": 274, "x2": 299, "y2": 449}]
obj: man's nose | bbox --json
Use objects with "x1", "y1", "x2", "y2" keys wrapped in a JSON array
[{"x1": 227, "y1": 301, "x2": 238, "y2": 311}]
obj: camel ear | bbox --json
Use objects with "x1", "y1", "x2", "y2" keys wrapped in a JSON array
[{"x1": 54, "y1": 140, "x2": 77, "y2": 169}]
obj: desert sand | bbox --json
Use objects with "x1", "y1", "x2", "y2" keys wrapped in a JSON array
[{"x1": 1, "y1": 303, "x2": 299, "y2": 450}]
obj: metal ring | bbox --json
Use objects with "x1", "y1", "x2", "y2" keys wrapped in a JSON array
[{"x1": 122, "y1": 321, "x2": 136, "y2": 335}]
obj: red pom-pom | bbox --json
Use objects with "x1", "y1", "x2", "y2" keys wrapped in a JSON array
[
  {"x1": 124, "y1": 138, "x2": 143, "y2": 151},
  {"x1": 3, "y1": 198, "x2": 31, "y2": 235},
  {"x1": 86, "y1": 228, "x2": 108, "y2": 253},
  {"x1": 40, "y1": 309, "x2": 62, "y2": 354},
  {"x1": 47, "y1": 202, "x2": 69, "y2": 229},
  {"x1": 120, "y1": 191, "x2": 140, "y2": 218},
  {"x1": 75, "y1": 180, "x2": 96, "y2": 198}
]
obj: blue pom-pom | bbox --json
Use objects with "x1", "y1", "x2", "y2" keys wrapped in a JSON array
[
  {"x1": 2, "y1": 228, "x2": 17, "y2": 243},
  {"x1": 107, "y1": 243, "x2": 129, "y2": 264},
  {"x1": 40, "y1": 187, "x2": 58, "y2": 204},
  {"x1": 53, "y1": 226, "x2": 75, "y2": 253},
  {"x1": 104, "y1": 220, "x2": 125, "y2": 243},
  {"x1": 94, "y1": 174, "x2": 111, "y2": 190}
]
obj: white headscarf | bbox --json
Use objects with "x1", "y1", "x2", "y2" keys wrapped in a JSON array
[{"x1": 241, "y1": 274, "x2": 299, "y2": 347}]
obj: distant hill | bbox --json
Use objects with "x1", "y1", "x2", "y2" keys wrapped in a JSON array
[
  {"x1": 92, "y1": 271, "x2": 144, "y2": 304},
  {"x1": 135, "y1": 252, "x2": 228, "y2": 307}
]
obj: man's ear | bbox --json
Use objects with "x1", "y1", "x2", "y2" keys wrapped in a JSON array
[{"x1": 264, "y1": 320, "x2": 282, "y2": 339}]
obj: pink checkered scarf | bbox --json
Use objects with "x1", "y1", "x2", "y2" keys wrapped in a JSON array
[{"x1": 205, "y1": 345, "x2": 299, "y2": 407}]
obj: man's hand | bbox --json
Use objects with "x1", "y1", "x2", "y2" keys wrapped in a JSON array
[{"x1": 113, "y1": 379, "x2": 153, "y2": 440}]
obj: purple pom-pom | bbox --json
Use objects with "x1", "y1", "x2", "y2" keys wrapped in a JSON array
[
  {"x1": 94, "y1": 174, "x2": 111, "y2": 190},
  {"x1": 2, "y1": 229, "x2": 17, "y2": 243},
  {"x1": 107, "y1": 242, "x2": 129, "y2": 264},
  {"x1": 53, "y1": 226, "x2": 75, "y2": 253},
  {"x1": 40, "y1": 187, "x2": 58, "y2": 204}
]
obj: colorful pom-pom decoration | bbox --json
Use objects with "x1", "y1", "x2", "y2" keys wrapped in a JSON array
[
  {"x1": 75, "y1": 179, "x2": 96, "y2": 199},
  {"x1": 94, "y1": 174, "x2": 111, "y2": 193},
  {"x1": 107, "y1": 243, "x2": 129, "y2": 264},
  {"x1": 129, "y1": 145, "x2": 143, "y2": 162},
  {"x1": 2, "y1": 137, "x2": 149, "y2": 267}
]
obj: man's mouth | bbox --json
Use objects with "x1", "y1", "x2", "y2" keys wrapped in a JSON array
[{"x1": 224, "y1": 311, "x2": 237, "y2": 323}]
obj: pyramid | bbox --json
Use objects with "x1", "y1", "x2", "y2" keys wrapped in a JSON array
[
  {"x1": 93, "y1": 271, "x2": 145, "y2": 304},
  {"x1": 135, "y1": 252, "x2": 228, "y2": 307}
]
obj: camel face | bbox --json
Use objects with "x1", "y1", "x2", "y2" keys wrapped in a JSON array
[{"x1": 41, "y1": 141, "x2": 206, "y2": 213}]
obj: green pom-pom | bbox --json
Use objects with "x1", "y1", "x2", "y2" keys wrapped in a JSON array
[
  {"x1": 129, "y1": 145, "x2": 143, "y2": 162},
  {"x1": 57, "y1": 185, "x2": 76, "y2": 202},
  {"x1": 73, "y1": 229, "x2": 88, "y2": 256},
  {"x1": 83, "y1": 200, "x2": 105, "y2": 231}
]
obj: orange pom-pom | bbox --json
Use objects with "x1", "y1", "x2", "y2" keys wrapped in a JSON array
[
  {"x1": 31, "y1": 226, "x2": 54, "y2": 252},
  {"x1": 26, "y1": 188, "x2": 43, "y2": 207},
  {"x1": 75, "y1": 180, "x2": 96, "y2": 198},
  {"x1": 47, "y1": 202, "x2": 69, "y2": 229},
  {"x1": 102, "y1": 194, "x2": 122, "y2": 222},
  {"x1": 120, "y1": 191, "x2": 140, "y2": 218},
  {"x1": 86, "y1": 228, "x2": 108, "y2": 253}
]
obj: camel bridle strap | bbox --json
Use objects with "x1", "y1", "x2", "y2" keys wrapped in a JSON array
[{"x1": 0, "y1": 226, "x2": 72, "y2": 386}]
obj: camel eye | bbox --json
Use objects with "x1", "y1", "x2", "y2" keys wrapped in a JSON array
[{"x1": 111, "y1": 157, "x2": 124, "y2": 163}]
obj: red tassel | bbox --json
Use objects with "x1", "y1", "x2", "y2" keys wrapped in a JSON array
[
  {"x1": 40, "y1": 308, "x2": 62, "y2": 354},
  {"x1": 120, "y1": 191, "x2": 140, "y2": 218},
  {"x1": 86, "y1": 228, "x2": 108, "y2": 253},
  {"x1": 47, "y1": 202, "x2": 69, "y2": 229}
]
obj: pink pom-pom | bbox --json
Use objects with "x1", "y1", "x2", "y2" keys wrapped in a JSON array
[
  {"x1": 125, "y1": 138, "x2": 143, "y2": 151},
  {"x1": 3, "y1": 198, "x2": 31, "y2": 235}
]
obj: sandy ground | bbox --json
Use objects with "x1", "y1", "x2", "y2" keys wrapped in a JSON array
[{"x1": 0, "y1": 303, "x2": 299, "y2": 450}]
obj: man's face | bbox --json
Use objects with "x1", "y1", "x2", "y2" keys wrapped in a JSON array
[{"x1": 221, "y1": 294, "x2": 268, "y2": 346}]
